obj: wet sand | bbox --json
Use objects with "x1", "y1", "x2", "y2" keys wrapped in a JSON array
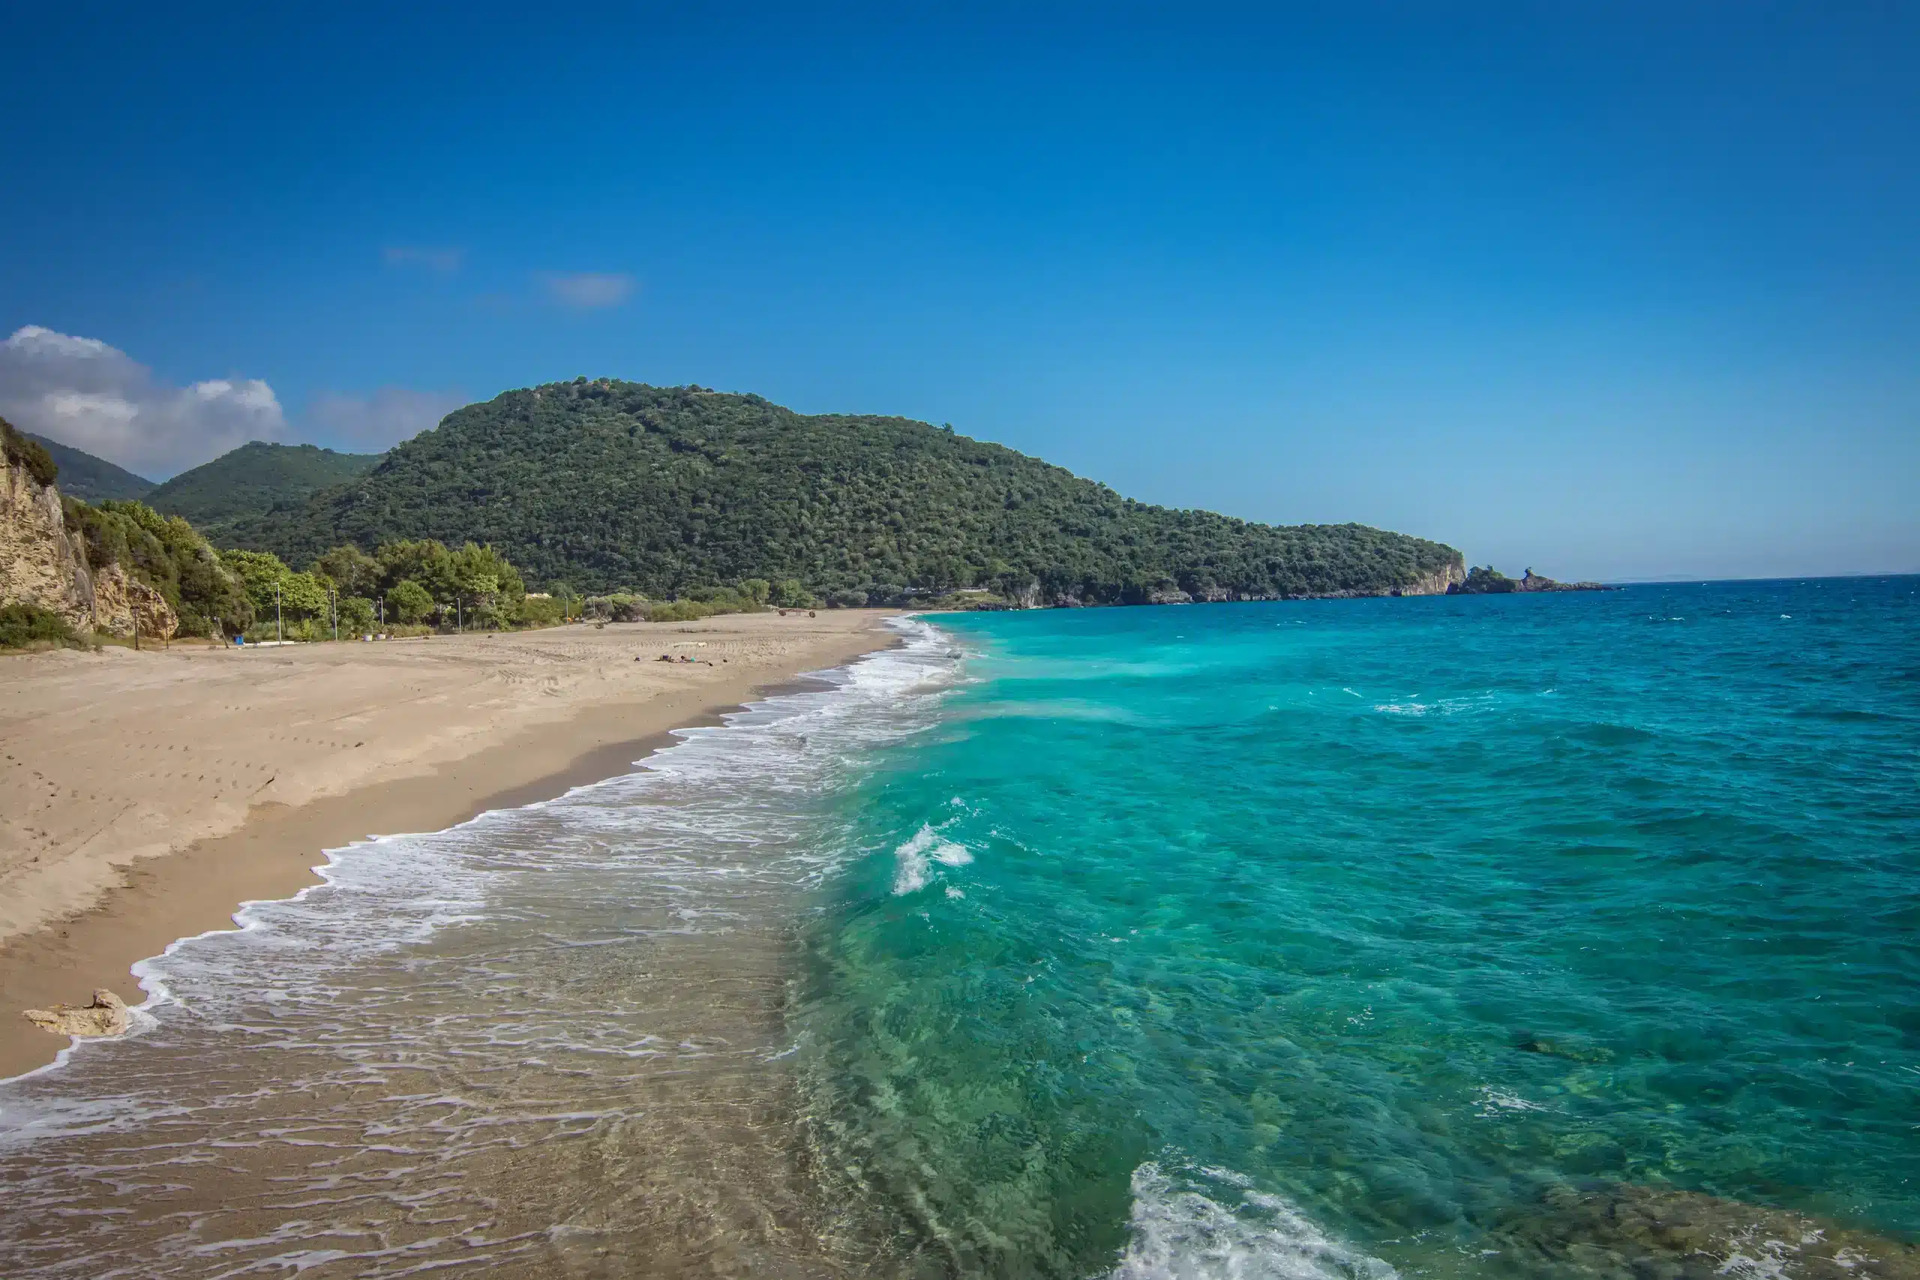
[{"x1": 0, "y1": 610, "x2": 898, "y2": 1079}]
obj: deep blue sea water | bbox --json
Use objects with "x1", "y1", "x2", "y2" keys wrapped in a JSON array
[
  {"x1": 2, "y1": 578, "x2": 1914, "y2": 1278},
  {"x1": 794, "y1": 578, "x2": 1920, "y2": 1277}
]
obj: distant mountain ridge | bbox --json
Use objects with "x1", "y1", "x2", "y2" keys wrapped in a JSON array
[
  {"x1": 232, "y1": 379, "x2": 1465, "y2": 604},
  {"x1": 23, "y1": 433, "x2": 155, "y2": 502},
  {"x1": 147, "y1": 441, "x2": 383, "y2": 543}
]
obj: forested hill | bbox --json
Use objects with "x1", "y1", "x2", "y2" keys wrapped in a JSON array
[
  {"x1": 147, "y1": 441, "x2": 383, "y2": 542},
  {"x1": 241, "y1": 379, "x2": 1464, "y2": 604},
  {"x1": 25, "y1": 433, "x2": 155, "y2": 501}
]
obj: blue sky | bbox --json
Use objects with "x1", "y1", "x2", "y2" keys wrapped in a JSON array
[{"x1": 1, "y1": 2, "x2": 1914, "y2": 580}]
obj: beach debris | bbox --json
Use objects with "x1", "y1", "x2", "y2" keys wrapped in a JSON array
[{"x1": 24, "y1": 989, "x2": 130, "y2": 1038}]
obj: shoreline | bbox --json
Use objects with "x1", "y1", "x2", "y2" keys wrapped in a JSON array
[{"x1": 1, "y1": 612, "x2": 899, "y2": 1080}]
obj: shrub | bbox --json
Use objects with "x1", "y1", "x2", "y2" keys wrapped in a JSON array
[
  {"x1": 826, "y1": 588, "x2": 868, "y2": 609},
  {"x1": 385, "y1": 579, "x2": 434, "y2": 624},
  {"x1": 66, "y1": 498, "x2": 252, "y2": 636},
  {"x1": 339, "y1": 596, "x2": 376, "y2": 634},
  {"x1": 769, "y1": 578, "x2": 812, "y2": 608},
  {"x1": 583, "y1": 592, "x2": 648, "y2": 622},
  {"x1": 0, "y1": 602, "x2": 79, "y2": 649},
  {"x1": 645, "y1": 599, "x2": 714, "y2": 623},
  {"x1": 0, "y1": 416, "x2": 57, "y2": 487},
  {"x1": 516, "y1": 595, "x2": 566, "y2": 628}
]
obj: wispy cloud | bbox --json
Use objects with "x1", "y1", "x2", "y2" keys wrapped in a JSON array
[
  {"x1": 0, "y1": 325, "x2": 287, "y2": 478},
  {"x1": 309, "y1": 387, "x2": 466, "y2": 451},
  {"x1": 383, "y1": 245, "x2": 465, "y2": 274},
  {"x1": 539, "y1": 271, "x2": 635, "y2": 309}
]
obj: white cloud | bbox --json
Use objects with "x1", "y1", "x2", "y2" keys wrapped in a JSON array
[
  {"x1": 384, "y1": 245, "x2": 465, "y2": 273},
  {"x1": 309, "y1": 387, "x2": 466, "y2": 451},
  {"x1": 539, "y1": 271, "x2": 635, "y2": 309},
  {"x1": 0, "y1": 325, "x2": 288, "y2": 478}
]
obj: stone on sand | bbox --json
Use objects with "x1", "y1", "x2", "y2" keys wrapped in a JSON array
[{"x1": 23, "y1": 988, "x2": 130, "y2": 1037}]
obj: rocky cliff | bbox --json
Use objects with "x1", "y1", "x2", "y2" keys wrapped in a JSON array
[
  {"x1": 0, "y1": 456, "x2": 178, "y2": 639},
  {"x1": 0, "y1": 456, "x2": 95, "y2": 631}
]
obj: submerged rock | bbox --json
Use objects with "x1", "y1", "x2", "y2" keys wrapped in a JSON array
[
  {"x1": 1491, "y1": 1182, "x2": 1920, "y2": 1280},
  {"x1": 23, "y1": 988, "x2": 131, "y2": 1038}
]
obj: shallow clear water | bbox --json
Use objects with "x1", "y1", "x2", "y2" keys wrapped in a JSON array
[
  {"x1": 792, "y1": 580, "x2": 1920, "y2": 1277},
  {"x1": 3, "y1": 582, "x2": 1916, "y2": 1279}
]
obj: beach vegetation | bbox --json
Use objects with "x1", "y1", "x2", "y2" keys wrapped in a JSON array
[
  {"x1": 0, "y1": 602, "x2": 82, "y2": 650},
  {"x1": 385, "y1": 579, "x2": 434, "y2": 624},
  {"x1": 339, "y1": 595, "x2": 377, "y2": 634},
  {"x1": 310, "y1": 544, "x2": 382, "y2": 597},
  {"x1": 515, "y1": 594, "x2": 566, "y2": 627},
  {"x1": 65, "y1": 498, "x2": 254, "y2": 636}
]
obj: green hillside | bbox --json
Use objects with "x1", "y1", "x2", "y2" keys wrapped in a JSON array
[
  {"x1": 148, "y1": 441, "x2": 382, "y2": 541},
  {"x1": 25, "y1": 432, "x2": 155, "y2": 501},
  {"x1": 240, "y1": 380, "x2": 1462, "y2": 604}
]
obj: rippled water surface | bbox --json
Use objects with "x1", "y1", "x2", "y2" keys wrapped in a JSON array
[{"x1": 3, "y1": 582, "x2": 1917, "y2": 1279}]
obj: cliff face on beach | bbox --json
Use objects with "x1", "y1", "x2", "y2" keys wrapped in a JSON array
[
  {"x1": 1, "y1": 453, "x2": 97, "y2": 631},
  {"x1": 0, "y1": 452, "x2": 179, "y2": 639}
]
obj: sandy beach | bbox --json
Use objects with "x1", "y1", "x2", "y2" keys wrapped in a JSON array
[{"x1": 0, "y1": 609, "x2": 897, "y2": 1079}]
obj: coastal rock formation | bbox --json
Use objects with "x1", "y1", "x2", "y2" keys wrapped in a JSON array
[
  {"x1": 90, "y1": 561, "x2": 179, "y2": 640},
  {"x1": 23, "y1": 989, "x2": 131, "y2": 1038},
  {"x1": 1, "y1": 425, "x2": 182, "y2": 639},
  {"x1": 1449, "y1": 565, "x2": 1609, "y2": 594},
  {"x1": 1494, "y1": 1182, "x2": 1920, "y2": 1280},
  {"x1": 0, "y1": 451, "x2": 96, "y2": 632},
  {"x1": 1397, "y1": 561, "x2": 1468, "y2": 596}
]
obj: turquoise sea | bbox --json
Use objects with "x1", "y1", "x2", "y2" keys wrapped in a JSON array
[
  {"x1": 794, "y1": 579, "x2": 1919, "y2": 1276},
  {"x1": 2, "y1": 578, "x2": 1915, "y2": 1278}
]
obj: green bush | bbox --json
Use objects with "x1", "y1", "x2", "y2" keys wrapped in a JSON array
[
  {"x1": 583, "y1": 592, "x2": 647, "y2": 622},
  {"x1": 385, "y1": 579, "x2": 434, "y2": 624},
  {"x1": 0, "y1": 602, "x2": 79, "y2": 649},
  {"x1": 311, "y1": 545, "x2": 382, "y2": 597},
  {"x1": 339, "y1": 596, "x2": 376, "y2": 634},
  {"x1": 1, "y1": 416, "x2": 57, "y2": 488},
  {"x1": 645, "y1": 599, "x2": 715, "y2": 623},
  {"x1": 64, "y1": 498, "x2": 253, "y2": 636},
  {"x1": 516, "y1": 595, "x2": 566, "y2": 627}
]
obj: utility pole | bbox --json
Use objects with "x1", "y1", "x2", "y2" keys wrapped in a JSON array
[
  {"x1": 330, "y1": 584, "x2": 338, "y2": 641},
  {"x1": 457, "y1": 595, "x2": 463, "y2": 634},
  {"x1": 275, "y1": 582, "x2": 283, "y2": 642}
]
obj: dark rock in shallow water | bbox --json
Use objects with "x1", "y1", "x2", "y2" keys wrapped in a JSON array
[
  {"x1": 1488, "y1": 1182, "x2": 1919, "y2": 1280},
  {"x1": 1514, "y1": 1033, "x2": 1615, "y2": 1063}
]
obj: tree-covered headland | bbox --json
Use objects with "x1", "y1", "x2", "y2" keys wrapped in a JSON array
[{"x1": 240, "y1": 380, "x2": 1463, "y2": 606}]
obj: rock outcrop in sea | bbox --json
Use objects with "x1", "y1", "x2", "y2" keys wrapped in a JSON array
[{"x1": 1448, "y1": 565, "x2": 1610, "y2": 594}]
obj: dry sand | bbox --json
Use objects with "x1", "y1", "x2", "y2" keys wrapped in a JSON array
[{"x1": 0, "y1": 610, "x2": 898, "y2": 1078}]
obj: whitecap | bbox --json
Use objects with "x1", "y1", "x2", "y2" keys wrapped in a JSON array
[
  {"x1": 891, "y1": 824, "x2": 972, "y2": 894},
  {"x1": 1111, "y1": 1161, "x2": 1396, "y2": 1280}
]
